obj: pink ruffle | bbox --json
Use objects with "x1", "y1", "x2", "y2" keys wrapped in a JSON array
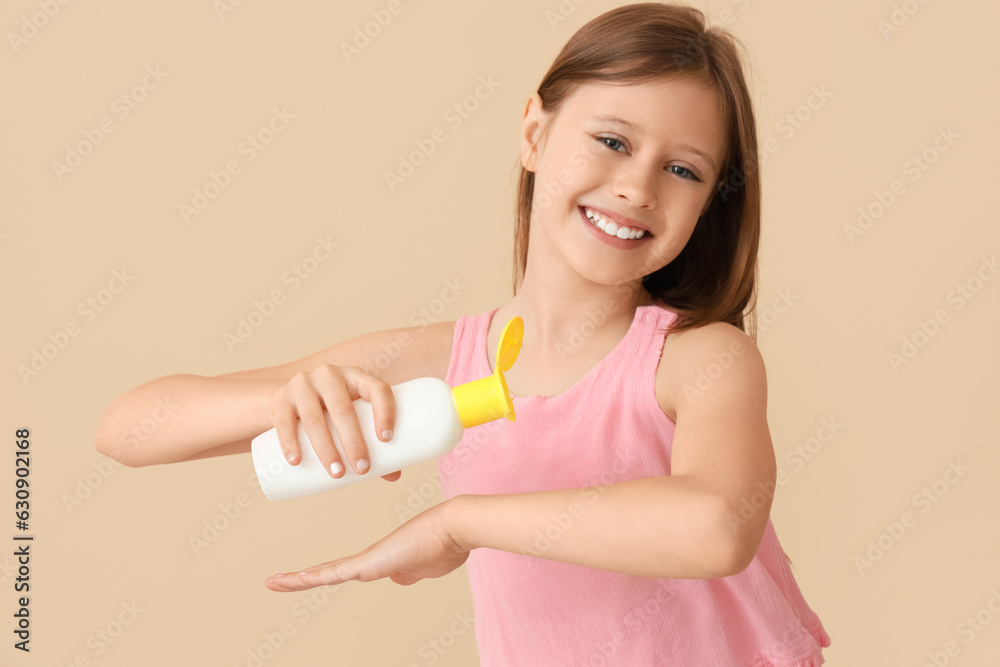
[{"x1": 752, "y1": 625, "x2": 831, "y2": 667}]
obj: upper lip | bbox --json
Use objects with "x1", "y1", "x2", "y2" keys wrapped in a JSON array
[{"x1": 580, "y1": 205, "x2": 653, "y2": 236}]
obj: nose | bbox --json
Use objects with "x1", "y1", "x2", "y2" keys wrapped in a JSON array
[{"x1": 610, "y1": 158, "x2": 657, "y2": 209}]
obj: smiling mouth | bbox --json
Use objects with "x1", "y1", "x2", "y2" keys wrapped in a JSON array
[{"x1": 578, "y1": 206, "x2": 653, "y2": 241}]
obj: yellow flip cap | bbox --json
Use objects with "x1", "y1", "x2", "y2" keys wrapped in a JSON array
[{"x1": 451, "y1": 316, "x2": 523, "y2": 428}]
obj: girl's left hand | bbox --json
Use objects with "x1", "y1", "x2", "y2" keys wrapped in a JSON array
[{"x1": 264, "y1": 504, "x2": 470, "y2": 591}]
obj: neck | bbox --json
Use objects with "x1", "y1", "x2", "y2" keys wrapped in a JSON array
[{"x1": 504, "y1": 267, "x2": 651, "y2": 352}]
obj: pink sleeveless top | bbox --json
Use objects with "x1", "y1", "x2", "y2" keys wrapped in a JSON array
[{"x1": 437, "y1": 303, "x2": 832, "y2": 666}]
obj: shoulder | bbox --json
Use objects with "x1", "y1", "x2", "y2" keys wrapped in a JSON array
[{"x1": 655, "y1": 319, "x2": 766, "y2": 422}]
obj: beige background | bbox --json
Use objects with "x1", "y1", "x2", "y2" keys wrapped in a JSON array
[{"x1": 2, "y1": 0, "x2": 998, "y2": 664}]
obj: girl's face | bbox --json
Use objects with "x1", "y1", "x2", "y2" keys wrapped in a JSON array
[{"x1": 521, "y1": 77, "x2": 728, "y2": 286}]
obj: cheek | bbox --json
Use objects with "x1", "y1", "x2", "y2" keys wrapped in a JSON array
[
  {"x1": 651, "y1": 210, "x2": 699, "y2": 251},
  {"x1": 663, "y1": 218, "x2": 700, "y2": 255},
  {"x1": 664, "y1": 191, "x2": 709, "y2": 227},
  {"x1": 552, "y1": 140, "x2": 605, "y2": 187}
]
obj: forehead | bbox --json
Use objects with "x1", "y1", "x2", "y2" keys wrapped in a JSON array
[{"x1": 558, "y1": 78, "x2": 726, "y2": 164}]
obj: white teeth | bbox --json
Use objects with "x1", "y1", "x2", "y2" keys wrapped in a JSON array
[{"x1": 584, "y1": 207, "x2": 646, "y2": 239}]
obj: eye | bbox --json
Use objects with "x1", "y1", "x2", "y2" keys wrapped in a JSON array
[
  {"x1": 668, "y1": 165, "x2": 701, "y2": 182},
  {"x1": 596, "y1": 135, "x2": 626, "y2": 152},
  {"x1": 594, "y1": 135, "x2": 702, "y2": 182}
]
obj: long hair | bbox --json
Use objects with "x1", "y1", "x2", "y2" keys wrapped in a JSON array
[{"x1": 511, "y1": 1, "x2": 762, "y2": 342}]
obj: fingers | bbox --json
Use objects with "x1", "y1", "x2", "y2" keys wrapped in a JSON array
[
  {"x1": 269, "y1": 389, "x2": 302, "y2": 466},
  {"x1": 315, "y1": 366, "x2": 371, "y2": 476},
  {"x1": 264, "y1": 566, "x2": 419, "y2": 592},
  {"x1": 269, "y1": 365, "x2": 397, "y2": 479},
  {"x1": 265, "y1": 559, "x2": 355, "y2": 591},
  {"x1": 318, "y1": 366, "x2": 396, "y2": 477},
  {"x1": 352, "y1": 373, "x2": 396, "y2": 445},
  {"x1": 265, "y1": 571, "x2": 320, "y2": 592},
  {"x1": 297, "y1": 389, "x2": 345, "y2": 477}
]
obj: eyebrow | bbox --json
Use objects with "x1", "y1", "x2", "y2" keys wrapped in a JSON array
[{"x1": 591, "y1": 114, "x2": 718, "y2": 173}]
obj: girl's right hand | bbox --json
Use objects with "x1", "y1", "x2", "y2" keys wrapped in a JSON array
[{"x1": 268, "y1": 364, "x2": 401, "y2": 482}]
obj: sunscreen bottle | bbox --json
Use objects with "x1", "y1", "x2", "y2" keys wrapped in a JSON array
[{"x1": 251, "y1": 316, "x2": 523, "y2": 500}]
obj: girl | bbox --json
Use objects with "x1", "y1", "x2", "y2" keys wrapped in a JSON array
[{"x1": 95, "y1": 3, "x2": 831, "y2": 664}]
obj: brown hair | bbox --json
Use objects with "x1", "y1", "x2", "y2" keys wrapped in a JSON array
[{"x1": 511, "y1": 1, "x2": 762, "y2": 342}]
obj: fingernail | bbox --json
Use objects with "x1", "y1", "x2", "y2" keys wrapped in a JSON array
[
  {"x1": 285, "y1": 451, "x2": 296, "y2": 462},
  {"x1": 381, "y1": 429, "x2": 392, "y2": 440},
  {"x1": 273, "y1": 573, "x2": 284, "y2": 579},
  {"x1": 330, "y1": 461, "x2": 344, "y2": 475},
  {"x1": 356, "y1": 458, "x2": 369, "y2": 472}
]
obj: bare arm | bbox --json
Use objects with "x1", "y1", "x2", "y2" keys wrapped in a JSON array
[
  {"x1": 447, "y1": 322, "x2": 777, "y2": 579},
  {"x1": 448, "y1": 476, "x2": 729, "y2": 578},
  {"x1": 94, "y1": 321, "x2": 455, "y2": 467},
  {"x1": 93, "y1": 375, "x2": 282, "y2": 467}
]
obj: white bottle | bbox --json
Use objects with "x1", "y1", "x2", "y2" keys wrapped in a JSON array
[{"x1": 251, "y1": 316, "x2": 523, "y2": 500}]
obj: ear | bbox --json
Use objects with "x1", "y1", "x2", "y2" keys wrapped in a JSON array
[{"x1": 521, "y1": 92, "x2": 545, "y2": 173}]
